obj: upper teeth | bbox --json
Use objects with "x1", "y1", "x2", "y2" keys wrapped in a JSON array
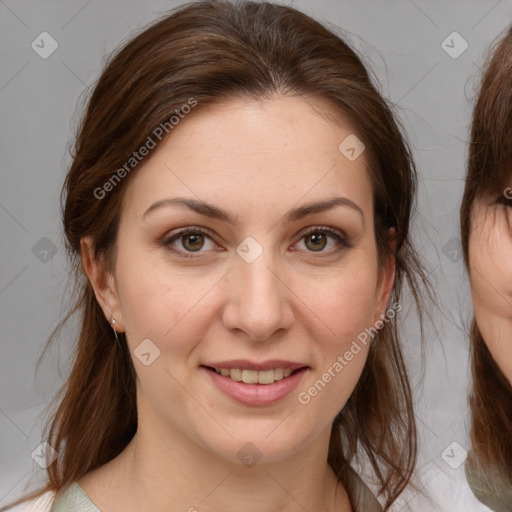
[{"x1": 214, "y1": 368, "x2": 294, "y2": 384}]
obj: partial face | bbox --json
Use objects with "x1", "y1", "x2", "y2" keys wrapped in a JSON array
[
  {"x1": 102, "y1": 95, "x2": 394, "y2": 464},
  {"x1": 468, "y1": 190, "x2": 512, "y2": 384}
]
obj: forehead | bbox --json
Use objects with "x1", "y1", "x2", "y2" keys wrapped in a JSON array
[{"x1": 121, "y1": 95, "x2": 373, "y2": 221}]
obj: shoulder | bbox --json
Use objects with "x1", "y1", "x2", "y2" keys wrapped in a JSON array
[
  {"x1": 343, "y1": 466, "x2": 382, "y2": 512},
  {"x1": 49, "y1": 484, "x2": 100, "y2": 512},
  {"x1": 7, "y1": 484, "x2": 100, "y2": 512},
  {"x1": 465, "y1": 455, "x2": 512, "y2": 512},
  {"x1": 7, "y1": 492, "x2": 55, "y2": 512},
  {"x1": 395, "y1": 460, "x2": 495, "y2": 511}
]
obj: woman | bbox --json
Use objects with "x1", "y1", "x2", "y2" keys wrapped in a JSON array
[
  {"x1": 1, "y1": 1, "x2": 429, "y2": 510},
  {"x1": 460, "y1": 26, "x2": 512, "y2": 512}
]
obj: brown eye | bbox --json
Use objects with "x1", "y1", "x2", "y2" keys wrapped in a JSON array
[
  {"x1": 304, "y1": 232, "x2": 328, "y2": 251},
  {"x1": 297, "y1": 227, "x2": 351, "y2": 254},
  {"x1": 163, "y1": 228, "x2": 216, "y2": 258},
  {"x1": 182, "y1": 233, "x2": 205, "y2": 251}
]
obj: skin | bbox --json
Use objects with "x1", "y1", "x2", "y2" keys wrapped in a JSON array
[
  {"x1": 79, "y1": 94, "x2": 395, "y2": 512},
  {"x1": 468, "y1": 192, "x2": 512, "y2": 385}
]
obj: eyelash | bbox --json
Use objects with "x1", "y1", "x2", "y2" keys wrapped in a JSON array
[{"x1": 162, "y1": 226, "x2": 351, "y2": 259}]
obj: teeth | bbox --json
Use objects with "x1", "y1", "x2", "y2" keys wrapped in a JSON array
[
  {"x1": 230, "y1": 369, "x2": 242, "y2": 381},
  {"x1": 242, "y1": 369, "x2": 258, "y2": 384},
  {"x1": 212, "y1": 367, "x2": 298, "y2": 384},
  {"x1": 256, "y1": 369, "x2": 275, "y2": 384}
]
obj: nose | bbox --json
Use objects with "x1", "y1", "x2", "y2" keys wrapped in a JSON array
[{"x1": 221, "y1": 247, "x2": 295, "y2": 341}]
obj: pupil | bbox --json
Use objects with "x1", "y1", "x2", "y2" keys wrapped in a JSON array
[
  {"x1": 185, "y1": 234, "x2": 203, "y2": 251},
  {"x1": 308, "y1": 233, "x2": 326, "y2": 251}
]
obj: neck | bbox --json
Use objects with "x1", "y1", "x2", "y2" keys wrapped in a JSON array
[{"x1": 104, "y1": 407, "x2": 352, "y2": 512}]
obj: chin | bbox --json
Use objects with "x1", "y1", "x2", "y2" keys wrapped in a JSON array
[{"x1": 198, "y1": 427, "x2": 311, "y2": 467}]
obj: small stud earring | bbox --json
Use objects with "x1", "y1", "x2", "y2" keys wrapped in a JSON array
[{"x1": 110, "y1": 316, "x2": 120, "y2": 344}]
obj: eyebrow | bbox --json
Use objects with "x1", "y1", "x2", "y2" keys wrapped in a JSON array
[{"x1": 143, "y1": 196, "x2": 364, "y2": 225}]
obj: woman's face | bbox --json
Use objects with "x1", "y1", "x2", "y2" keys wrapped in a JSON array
[
  {"x1": 468, "y1": 191, "x2": 512, "y2": 384},
  {"x1": 89, "y1": 95, "x2": 394, "y2": 465}
]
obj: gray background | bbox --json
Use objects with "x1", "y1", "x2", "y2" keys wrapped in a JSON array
[{"x1": 1, "y1": 0, "x2": 511, "y2": 510}]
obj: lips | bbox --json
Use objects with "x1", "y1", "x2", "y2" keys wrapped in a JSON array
[{"x1": 201, "y1": 363, "x2": 309, "y2": 406}]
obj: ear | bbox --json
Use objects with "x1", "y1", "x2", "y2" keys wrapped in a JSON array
[
  {"x1": 81, "y1": 236, "x2": 124, "y2": 332},
  {"x1": 373, "y1": 227, "x2": 397, "y2": 325}
]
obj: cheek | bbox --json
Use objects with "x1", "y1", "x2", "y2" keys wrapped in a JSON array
[
  {"x1": 469, "y1": 215, "x2": 512, "y2": 319},
  {"x1": 114, "y1": 248, "x2": 205, "y2": 352},
  {"x1": 304, "y1": 248, "x2": 379, "y2": 331},
  {"x1": 469, "y1": 214, "x2": 512, "y2": 382},
  {"x1": 307, "y1": 272, "x2": 376, "y2": 338},
  {"x1": 295, "y1": 255, "x2": 379, "y2": 381},
  {"x1": 294, "y1": 270, "x2": 375, "y2": 414}
]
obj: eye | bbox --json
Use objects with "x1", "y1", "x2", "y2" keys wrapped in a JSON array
[
  {"x1": 162, "y1": 226, "x2": 351, "y2": 259},
  {"x1": 162, "y1": 227, "x2": 216, "y2": 258},
  {"x1": 294, "y1": 227, "x2": 351, "y2": 254}
]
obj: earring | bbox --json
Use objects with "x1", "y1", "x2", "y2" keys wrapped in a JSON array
[
  {"x1": 111, "y1": 316, "x2": 120, "y2": 344},
  {"x1": 370, "y1": 332, "x2": 377, "y2": 343}
]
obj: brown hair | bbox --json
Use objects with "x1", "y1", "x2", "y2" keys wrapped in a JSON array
[
  {"x1": 460, "y1": 26, "x2": 512, "y2": 494},
  {"x1": 1, "y1": 1, "x2": 430, "y2": 510}
]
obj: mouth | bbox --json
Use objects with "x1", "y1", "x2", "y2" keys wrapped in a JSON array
[{"x1": 200, "y1": 365, "x2": 306, "y2": 385}]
